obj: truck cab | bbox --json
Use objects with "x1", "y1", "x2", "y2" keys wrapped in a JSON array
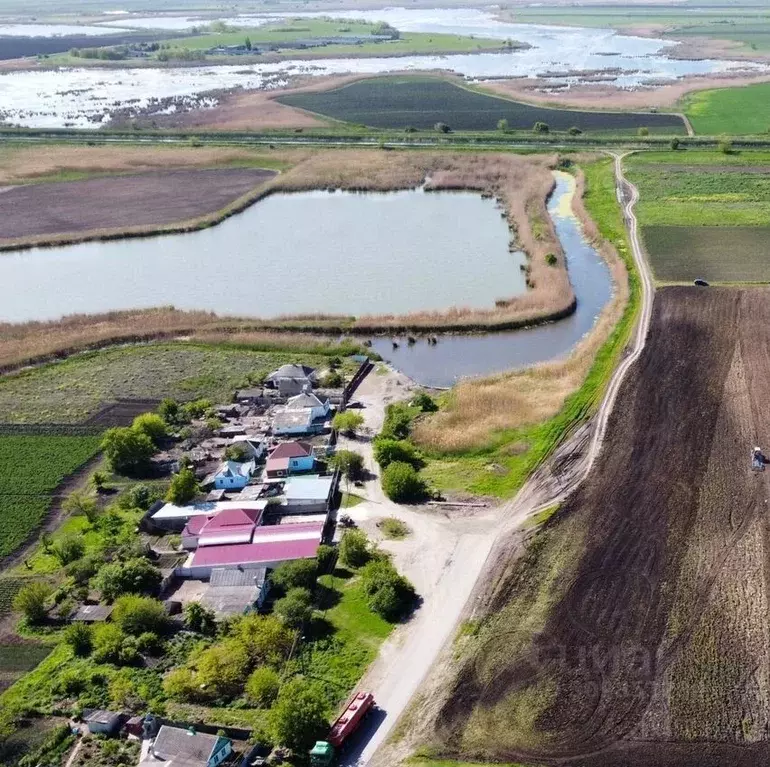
[{"x1": 310, "y1": 741, "x2": 335, "y2": 766}]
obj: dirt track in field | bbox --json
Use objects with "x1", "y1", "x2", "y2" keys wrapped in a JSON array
[
  {"x1": 434, "y1": 286, "x2": 770, "y2": 766},
  {"x1": 0, "y1": 167, "x2": 275, "y2": 242}
]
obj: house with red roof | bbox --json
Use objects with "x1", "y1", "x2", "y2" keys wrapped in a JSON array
[
  {"x1": 181, "y1": 507, "x2": 263, "y2": 550},
  {"x1": 265, "y1": 441, "x2": 315, "y2": 479}
]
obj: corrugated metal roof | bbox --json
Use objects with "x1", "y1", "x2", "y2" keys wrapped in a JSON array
[
  {"x1": 191, "y1": 537, "x2": 321, "y2": 568},
  {"x1": 284, "y1": 475, "x2": 334, "y2": 501}
]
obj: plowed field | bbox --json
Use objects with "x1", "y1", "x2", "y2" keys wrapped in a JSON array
[{"x1": 434, "y1": 287, "x2": 770, "y2": 766}]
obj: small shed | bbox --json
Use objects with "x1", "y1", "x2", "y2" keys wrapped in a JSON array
[{"x1": 83, "y1": 709, "x2": 122, "y2": 735}]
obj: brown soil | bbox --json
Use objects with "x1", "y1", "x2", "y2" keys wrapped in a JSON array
[
  {"x1": 484, "y1": 71, "x2": 770, "y2": 111},
  {"x1": 430, "y1": 286, "x2": 770, "y2": 765},
  {"x1": 0, "y1": 167, "x2": 275, "y2": 245}
]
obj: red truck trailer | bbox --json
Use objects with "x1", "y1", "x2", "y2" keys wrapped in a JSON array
[{"x1": 310, "y1": 692, "x2": 375, "y2": 766}]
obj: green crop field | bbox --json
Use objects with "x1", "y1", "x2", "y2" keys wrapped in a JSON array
[
  {"x1": 685, "y1": 83, "x2": 770, "y2": 135},
  {"x1": 0, "y1": 343, "x2": 350, "y2": 425},
  {"x1": 627, "y1": 150, "x2": 770, "y2": 281},
  {"x1": 0, "y1": 435, "x2": 101, "y2": 558},
  {"x1": 278, "y1": 77, "x2": 686, "y2": 134},
  {"x1": 642, "y1": 225, "x2": 770, "y2": 282}
]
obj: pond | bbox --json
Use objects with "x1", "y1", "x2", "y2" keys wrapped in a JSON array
[
  {"x1": 369, "y1": 172, "x2": 614, "y2": 387},
  {"x1": 0, "y1": 7, "x2": 764, "y2": 128},
  {"x1": 0, "y1": 188, "x2": 526, "y2": 322}
]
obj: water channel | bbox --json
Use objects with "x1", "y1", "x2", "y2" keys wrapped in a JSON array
[
  {"x1": 369, "y1": 172, "x2": 613, "y2": 387},
  {"x1": 0, "y1": 187, "x2": 525, "y2": 323}
]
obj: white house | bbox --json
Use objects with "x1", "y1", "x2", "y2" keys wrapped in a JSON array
[
  {"x1": 286, "y1": 390, "x2": 331, "y2": 421},
  {"x1": 213, "y1": 460, "x2": 256, "y2": 490}
]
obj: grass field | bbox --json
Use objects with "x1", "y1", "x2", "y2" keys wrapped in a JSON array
[
  {"x1": 0, "y1": 435, "x2": 101, "y2": 558},
  {"x1": 0, "y1": 343, "x2": 338, "y2": 424},
  {"x1": 278, "y1": 77, "x2": 686, "y2": 134},
  {"x1": 626, "y1": 149, "x2": 770, "y2": 281},
  {"x1": 684, "y1": 83, "x2": 770, "y2": 135}
]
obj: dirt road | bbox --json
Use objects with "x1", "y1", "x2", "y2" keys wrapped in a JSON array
[{"x1": 346, "y1": 155, "x2": 656, "y2": 766}]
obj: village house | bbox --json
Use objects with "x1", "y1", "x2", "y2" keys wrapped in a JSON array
[
  {"x1": 181, "y1": 507, "x2": 263, "y2": 550},
  {"x1": 266, "y1": 363, "x2": 318, "y2": 395},
  {"x1": 272, "y1": 408, "x2": 319, "y2": 436},
  {"x1": 286, "y1": 389, "x2": 331, "y2": 420},
  {"x1": 150, "y1": 500, "x2": 268, "y2": 532},
  {"x1": 265, "y1": 441, "x2": 316, "y2": 478},
  {"x1": 82, "y1": 709, "x2": 121, "y2": 736},
  {"x1": 142, "y1": 725, "x2": 232, "y2": 767},
  {"x1": 281, "y1": 474, "x2": 336, "y2": 514},
  {"x1": 213, "y1": 459, "x2": 255, "y2": 490},
  {"x1": 229, "y1": 436, "x2": 266, "y2": 460}
]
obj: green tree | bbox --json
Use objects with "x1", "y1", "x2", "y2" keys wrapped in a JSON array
[
  {"x1": 637, "y1": 126, "x2": 649, "y2": 137},
  {"x1": 269, "y1": 678, "x2": 329, "y2": 752},
  {"x1": 271, "y1": 559, "x2": 318, "y2": 592},
  {"x1": 412, "y1": 392, "x2": 438, "y2": 412},
  {"x1": 94, "y1": 558, "x2": 162, "y2": 602},
  {"x1": 232, "y1": 614, "x2": 294, "y2": 667},
  {"x1": 62, "y1": 491, "x2": 99, "y2": 524},
  {"x1": 182, "y1": 399, "x2": 212, "y2": 420},
  {"x1": 332, "y1": 411, "x2": 365, "y2": 437},
  {"x1": 13, "y1": 582, "x2": 52, "y2": 624},
  {"x1": 196, "y1": 638, "x2": 250, "y2": 699},
  {"x1": 373, "y1": 438, "x2": 422, "y2": 470},
  {"x1": 381, "y1": 462, "x2": 428, "y2": 504},
  {"x1": 132, "y1": 413, "x2": 168, "y2": 445},
  {"x1": 719, "y1": 137, "x2": 733, "y2": 154},
  {"x1": 101, "y1": 427, "x2": 156, "y2": 475},
  {"x1": 670, "y1": 137, "x2": 680, "y2": 150},
  {"x1": 64, "y1": 622, "x2": 93, "y2": 656},
  {"x1": 66, "y1": 556, "x2": 98, "y2": 586},
  {"x1": 497, "y1": 118, "x2": 509, "y2": 132},
  {"x1": 380, "y1": 402, "x2": 415, "y2": 440},
  {"x1": 90, "y1": 471, "x2": 109, "y2": 494},
  {"x1": 321, "y1": 370, "x2": 343, "y2": 388},
  {"x1": 165, "y1": 466, "x2": 199, "y2": 505},
  {"x1": 316, "y1": 544, "x2": 338, "y2": 575},
  {"x1": 245, "y1": 35, "x2": 252, "y2": 50},
  {"x1": 224, "y1": 442, "x2": 252, "y2": 462},
  {"x1": 157, "y1": 398, "x2": 181, "y2": 425},
  {"x1": 112, "y1": 595, "x2": 168, "y2": 636},
  {"x1": 245, "y1": 666, "x2": 280, "y2": 707},
  {"x1": 51, "y1": 534, "x2": 85, "y2": 566},
  {"x1": 329, "y1": 449, "x2": 364, "y2": 480},
  {"x1": 184, "y1": 602, "x2": 217, "y2": 635},
  {"x1": 533, "y1": 121, "x2": 549, "y2": 133},
  {"x1": 274, "y1": 587, "x2": 313, "y2": 629},
  {"x1": 163, "y1": 667, "x2": 200, "y2": 702},
  {"x1": 434, "y1": 122, "x2": 451, "y2": 133},
  {"x1": 339, "y1": 529, "x2": 370, "y2": 568},
  {"x1": 568, "y1": 126, "x2": 582, "y2": 136},
  {"x1": 92, "y1": 623, "x2": 125, "y2": 663},
  {"x1": 360, "y1": 558, "x2": 416, "y2": 620},
  {"x1": 118, "y1": 483, "x2": 159, "y2": 511}
]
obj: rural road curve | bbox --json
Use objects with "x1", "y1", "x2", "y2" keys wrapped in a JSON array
[{"x1": 353, "y1": 152, "x2": 656, "y2": 767}]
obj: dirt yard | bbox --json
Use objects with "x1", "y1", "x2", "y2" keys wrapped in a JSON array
[
  {"x1": 0, "y1": 167, "x2": 275, "y2": 245},
  {"x1": 426, "y1": 286, "x2": 770, "y2": 766}
]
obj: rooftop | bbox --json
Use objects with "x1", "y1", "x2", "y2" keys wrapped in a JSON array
[
  {"x1": 267, "y1": 364, "x2": 316, "y2": 381},
  {"x1": 284, "y1": 474, "x2": 335, "y2": 501},
  {"x1": 153, "y1": 500, "x2": 268, "y2": 522},
  {"x1": 190, "y1": 536, "x2": 322, "y2": 568},
  {"x1": 287, "y1": 391, "x2": 327, "y2": 410},
  {"x1": 215, "y1": 459, "x2": 255, "y2": 479},
  {"x1": 272, "y1": 410, "x2": 314, "y2": 430},
  {"x1": 268, "y1": 441, "x2": 313, "y2": 460},
  {"x1": 151, "y1": 725, "x2": 222, "y2": 762}
]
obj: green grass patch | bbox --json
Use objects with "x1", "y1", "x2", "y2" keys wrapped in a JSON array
[
  {"x1": 523, "y1": 504, "x2": 560, "y2": 529},
  {"x1": 642, "y1": 225, "x2": 770, "y2": 282},
  {"x1": 423, "y1": 158, "x2": 637, "y2": 498},
  {"x1": 341, "y1": 492, "x2": 364, "y2": 508},
  {"x1": 0, "y1": 435, "x2": 101, "y2": 558},
  {"x1": 686, "y1": 82, "x2": 770, "y2": 135},
  {"x1": 0, "y1": 342, "x2": 355, "y2": 425},
  {"x1": 278, "y1": 77, "x2": 686, "y2": 134},
  {"x1": 377, "y1": 516, "x2": 410, "y2": 539}
]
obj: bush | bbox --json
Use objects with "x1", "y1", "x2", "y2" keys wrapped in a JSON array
[
  {"x1": 136, "y1": 631, "x2": 165, "y2": 656},
  {"x1": 13, "y1": 582, "x2": 52, "y2": 624},
  {"x1": 373, "y1": 438, "x2": 422, "y2": 470},
  {"x1": 412, "y1": 392, "x2": 437, "y2": 412},
  {"x1": 533, "y1": 121, "x2": 549, "y2": 133},
  {"x1": 163, "y1": 667, "x2": 200, "y2": 702},
  {"x1": 381, "y1": 462, "x2": 428, "y2": 504},
  {"x1": 268, "y1": 678, "x2": 329, "y2": 752},
  {"x1": 545, "y1": 252, "x2": 558, "y2": 266},
  {"x1": 360, "y1": 558, "x2": 416, "y2": 621},
  {"x1": 62, "y1": 491, "x2": 99, "y2": 523},
  {"x1": 182, "y1": 399, "x2": 212, "y2": 420},
  {"x1": 321, "y1": 371, "x2": 343, "y2": 388},
  {"x1": 246, "y1": 667, "x2": 281, "y2": 707},
  {"x1": 274, "y1": 587, "x2": 313, "y2": 629},
  {"x1": 165, "y1": 466, "x2": 198, "y2": 505},
  {"x1": 101, "y1": 427, "x2": 156, "y2": 476},
  {"x1": 380, "y1": 402, "x2": 416, "y2": 440},
  {"x1": 329, "y1": 449, "x2": 364, "y2": 481},
  {"x1": 378, "y1": 517, "x2": 410, "y2": 540},
  {"x1": 231, "y1": 614, "x2": 294, "y2": 667},
  {"x1": 332, "y1": 411, "x2": 364, "y2": 437},
  {"x1": 271, "y1": 559, "x2": 318, "y2": 592},
  {"x1": 92, "y1": 623, "x2": 125, "y2": 663},
  {"x1": 66, "y1": 556, "x2": 98, "y2": 586},
  {"x1": 132, "y1": 413, "x2": 168, "y2": 446},
  {"x1": 118, "y1": 483, "x2": 159, "y2": 511},
  {"x1": 64, "y1": 622, "x2": 93, "y2": 656},
  {"x1": 224, "y1": 442, "x2": 251, "y2": 462},
  {"x1": 497, "y1": 118, "x2": 509, "y2": 132},
  {"x1": 568, "y1": 126, "x2": 582, "y2": 136},
  {"x1": 434, "y1": 122, "x2": 451, "y2": 133},
  {"x1": 339, "y1": 529, "x2": 370, "y2": 568},
  {"x1": 637, "y1": 126, "x2": 649, "y2": 137},
  {"x1": 94, "y1": 558, "x2": 162, "y2": 602},
  {"x1": 316, "y1": 544, "x2": 338, "y2": 575},
  {"x1": 670, "y1": 137, "x2": 680, "y2": 150},
  {"x1": 184, "y1": 601, "x2": 217, "y2": 635},
  {"x1": 157, "y1": 398, "x2": 182, "y2": 425},
  {"x1": 719, "y1": 137, "x2": 733, "y2": 154},
  {"x1": 112, "y1": 595, "x2": 168, "y2": 636},
  {"x1": 195, "y1": 638, "x2": 250, "y2": 699},
  {"x1": 52, "y1": 534, "x2": 85, "y2": 565}
]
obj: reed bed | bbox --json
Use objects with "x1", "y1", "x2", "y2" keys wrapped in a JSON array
[{"x1": 412, "y1": 170, "x2": 629, "y2": 453}]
